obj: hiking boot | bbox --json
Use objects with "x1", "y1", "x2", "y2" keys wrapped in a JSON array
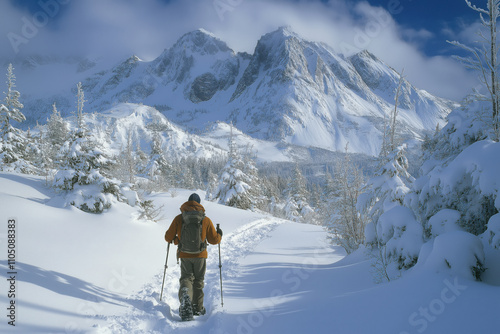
[
  {"x1": 179, "y1": 288, "x2": 194, "y2": 321},
  {"x1": 192, "y1": 304, "x2": 206, "y2": 316}
]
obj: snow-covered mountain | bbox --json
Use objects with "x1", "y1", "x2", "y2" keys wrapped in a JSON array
[
  {"x1": 83, "y1": 103, "x2": 226, "y2": 161},
  {"x1": 78, "y1": 103, "x2": 343, "y2": 165},
  {"x1": 11, "y1": 27, "x2": 455, "y2": 156}
]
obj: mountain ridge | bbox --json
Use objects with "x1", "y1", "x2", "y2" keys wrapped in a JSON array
[{"x1": 7, "y1": 27, "x2": 456, "y2": 156}]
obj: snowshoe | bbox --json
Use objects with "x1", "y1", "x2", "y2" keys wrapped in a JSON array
[{"x1": 179, "y1": 287, "x2": 194, "y2": 321}]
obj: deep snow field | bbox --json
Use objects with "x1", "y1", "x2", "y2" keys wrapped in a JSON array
[{"x1": 0, "y1": 172, "x2": 499, "y2": 333}]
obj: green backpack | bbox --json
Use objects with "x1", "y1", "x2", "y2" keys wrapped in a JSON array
[{"x1": 179, "y1": 211, "x2": 207, "y2": 254}]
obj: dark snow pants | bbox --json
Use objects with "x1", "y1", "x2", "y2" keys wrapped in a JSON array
[{"x1": 179, "y1": 258, "x2": 206, "y2": 310}]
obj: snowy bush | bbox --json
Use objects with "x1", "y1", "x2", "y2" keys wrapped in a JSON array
[
  {"x1": 378, "y1": 97, "x2": 500, "y2": 282},
  {"x1": 65, "y1": 184, "x2": 114, "y2": 213},
  {"x1": 428, "y1": 209, "x2": 462, "y2": 238},
  {"x1": 421, "y1": 97, "x2": 490, "y2": 163},
  {"x1": 418, "y1": 231, "x2": 486, "y2": 281},
  {"x1": 53, "y1": 166, "x2": 126, "y2": 214},
  {"x1": 485, "y1": 213, "x2": 500, "y2": 249},
  {"x1": 410, "y1": 140, "x2": 500, "y2": 236},
  {"x1": 377, "y1": 205, "x2": 423, "y2": 270},
  {"x1": 0, "y1": 127, "x2": 37, "y2": 174},
  {"x1": 326, "y1": 148, "x2": 366, "y2": 254},
  {"x1": 359, "y1": 145, "x2": 413, "y2": 245}
]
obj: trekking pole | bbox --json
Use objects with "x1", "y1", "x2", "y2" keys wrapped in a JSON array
[
  {"x1": 217, "y1": 224, "x2": 224, "y2": 307},
  {"x1": 160, "y1": 242, "x2": 170, "y2": 301}
]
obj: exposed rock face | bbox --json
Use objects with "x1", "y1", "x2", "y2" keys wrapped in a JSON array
[{"x1": 190, "y1": 73, "x2": 219, "y2": 102}]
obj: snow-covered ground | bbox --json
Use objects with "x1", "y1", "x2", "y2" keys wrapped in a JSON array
[{"x1": 0, "y1": 172, "x2": 499, "y2": 333}]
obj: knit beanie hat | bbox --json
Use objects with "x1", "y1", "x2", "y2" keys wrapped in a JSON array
[{"x1": 188, "y1": 193, "x2": 201, "y2": 203}]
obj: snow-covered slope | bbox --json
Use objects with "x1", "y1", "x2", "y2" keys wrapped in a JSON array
[
  {"x1": 53, "y1": 102, "x2": 320, "y2": 164},
  {"x1": 1, "y1": 172, "x2": 499, "y2": 333},
  {"x1": 83, "y1": 103, "x2": 225, "y2": 161},
  {"x1": 58, "y1": 102, "x2": 344, "y2": 164},
  {"x1": 11, "y1": 27, "x2": 455, "y2": 156}
]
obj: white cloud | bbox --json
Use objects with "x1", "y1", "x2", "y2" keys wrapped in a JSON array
[{"x1": 0, "y1": 0, "x2": 479, "y2": 101}]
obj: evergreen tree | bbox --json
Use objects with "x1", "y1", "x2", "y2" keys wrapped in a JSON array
[
  {"x1": 213, "y1": 125, "x2": 258, "y2": 210},
  {"x1": 45, "y1": 103, "x2": 69, "y2": 163},
  {"x1": 284, "y1": 164, "x2": 315, "y2": 223},
  {"x1": 52, "y1": 83, "x2": 128, "y2": 213},
  {"x1": 205, "y1": 169, "x2": 219, "y2": 201},
  {"x1": 358, "y1": 144, "x2": 420, "y2": 277},
  {"x1": 241, "y1": 144, "x2": 263, "y2": 209},
  {"x1": 358, "y1": 144, "x2": 414, "y2": 240},
  {"x1": 0, "y1": 64, "x2": 31, "y2": 173},
  {"x1": 47, "y1": 103, "x2": 69, "y2": 145},
  {"x1": 24, "y1": 127, "x2": 43, "y2": 172},
  {"x1": 53, "y1": 129, "x2": 124, "y2": 213},
  {"x1": 36, "y1": 126, "x2": 52, "y2": 175},
  {"x1": 1, "y1": 64, "x2": 25, "y2": 130},
  {"x1": 175, "y1": 157, "x2": 196, "y2": 190}
]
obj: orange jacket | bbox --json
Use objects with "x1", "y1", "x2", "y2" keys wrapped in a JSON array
[{"x1": 164, "y1": 201, "x2": 221, "y2": 259}]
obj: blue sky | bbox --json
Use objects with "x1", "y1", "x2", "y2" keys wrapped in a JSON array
[{"x1": 0, "y1": 0, "x2": 485, "y2": 100}]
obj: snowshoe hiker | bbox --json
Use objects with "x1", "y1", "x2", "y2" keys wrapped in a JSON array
[{"x1": 164, "y1": 193, "x2": 223, "y2": 320}]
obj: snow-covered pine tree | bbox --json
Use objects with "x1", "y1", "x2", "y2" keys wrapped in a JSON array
[
  {"x1": 1, "y1": 64, "x2": 25, "y2": 128},
  {"x1": 241, "y1": 144, "x2": 264, "y2": 210},
  {"x1": 45, "y1": 103, "x2": 69, "y2": 163},
  {"x1": 35, "y1": 126, "x2": 53, "y2": 176},
  {"x1": 0, "y1": 64, "x2": 32, "y2": 173},
  {"x1": 283, "y1": 164, "x2": 315, "y2": 223},
  {"x1": 205, "y1": 169, "x2": 219, "y2": 201},
  {"x1": 174, "y1": 157, "x2": 196, "y2": 190},
  {"x1": 52, "y1": 83, "x2": 128, "y2": 213},
  {"x1": 399, "y1": 100, "x2": 491, "y2": 280},
  {"x1": 359, "y1": 145, "x2": 414, "y2": 243},
  {"x1": 213, "y1": 125, "x2": 257, "y2": 210},
  {"x1": 358, "y1": 145, "x2": 422, "y2": 277},
  {"x1": 260, "y1": 174, "x2": 284, "y2": 217},
  {"x1": 143, "y1": 130, "x2": 171, "y2": 191},
  {"x1": 23, "y1": 127, "x2": 44, "y2": 172}
]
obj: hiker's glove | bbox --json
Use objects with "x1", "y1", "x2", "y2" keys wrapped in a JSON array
[{"x1": 217, "y1": 226, "x2": 223, "y2": 237}]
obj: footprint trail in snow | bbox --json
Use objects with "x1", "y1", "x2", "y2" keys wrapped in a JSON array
[{"x1": 91, "y1": 217, "x2": 283, "y2": 333}]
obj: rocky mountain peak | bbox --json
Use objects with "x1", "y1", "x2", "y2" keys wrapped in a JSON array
[
  {"x1": 172, "y1": 29, "x2": 232, "y2": 56},
  {"x1": 13, "y1": 27, "x2": 454, "y2": 157}
]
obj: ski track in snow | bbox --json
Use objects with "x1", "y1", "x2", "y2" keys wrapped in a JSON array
[{"x1": 91, "y1": 217, "x2": 283, "y2": 333}]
